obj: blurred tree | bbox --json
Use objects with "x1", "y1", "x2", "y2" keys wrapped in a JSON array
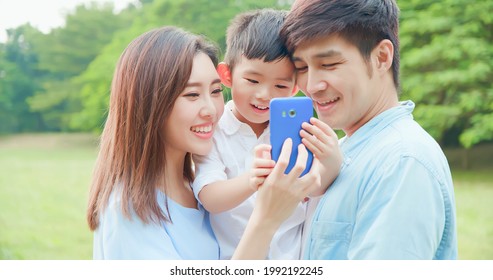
[
  {"x1": 0, "y1": 25, "x2": 45, "y2": 133},
  {"x1": 400, "y1": 0, "x2": 493, "y2": 149},
  {"x1": 27, "y1": 2, "x2": 134, "y2": 131},
  {"x1": 71, "y1": 0, "x2": 291, "y2": 132}
]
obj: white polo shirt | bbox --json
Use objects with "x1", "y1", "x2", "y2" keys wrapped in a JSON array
[{"x1": 192, "y1": 101, "x2": 306, "y2": 260}]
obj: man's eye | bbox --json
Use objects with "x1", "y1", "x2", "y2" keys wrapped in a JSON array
[
  {"x1": 322, "y1": 63, "x2": 340, "y2": 68},
  {"x1": 295, "y1": 66, "x2": 307, "y2": 73}
]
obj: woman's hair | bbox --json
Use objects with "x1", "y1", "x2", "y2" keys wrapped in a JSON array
[{"x1": 87, "y1": 26, "x2": 219, "y2": 230}]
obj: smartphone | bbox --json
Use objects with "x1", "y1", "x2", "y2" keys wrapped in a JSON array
[{"x1": 270, "y1": 96, "x2": 314, "y2": 176}]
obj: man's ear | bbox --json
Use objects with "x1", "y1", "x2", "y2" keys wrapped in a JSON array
[
  {"x1": 373, "y1": 39, "x2": 394, "y2": 73},
  {"x1": 217, "y1": 62, "x2": 232, "y2": 87},
  {"x1": 291, "y1": 85, "x2": 299, "y2": 96}
]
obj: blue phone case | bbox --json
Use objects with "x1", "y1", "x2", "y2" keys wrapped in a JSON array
[{"x1": 270, "y1": 97, "x2": 314, "y2": 176}]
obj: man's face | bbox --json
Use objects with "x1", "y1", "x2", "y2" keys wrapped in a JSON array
[{"x1": 292, "y1": 35, "x2": 378, "y2": 136}]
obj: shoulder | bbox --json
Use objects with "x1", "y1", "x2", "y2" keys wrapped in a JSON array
[{"x1": 93, "y1": 190, "x2": 181, "y2": 259}]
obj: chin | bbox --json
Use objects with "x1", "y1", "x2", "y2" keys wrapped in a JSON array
[{"x1": 192, "y1": 144, "x2": 213, "y2": 156}]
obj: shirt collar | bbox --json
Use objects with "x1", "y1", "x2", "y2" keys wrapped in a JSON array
[
  {"x1": 220, "y1": 100, "x2": 270, "y2": 137},
  {"x1": 340, "y1": 100, "x2": 415, "y2": 156}
]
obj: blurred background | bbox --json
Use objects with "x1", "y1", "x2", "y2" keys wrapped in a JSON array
[{"x1": 0, "y1": 0, "x2": 492, "y2": 259}]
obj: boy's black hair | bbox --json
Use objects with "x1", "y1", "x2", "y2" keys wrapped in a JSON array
[{"x1": 224, "y1": 8, "x2": 289, "y2": 72}]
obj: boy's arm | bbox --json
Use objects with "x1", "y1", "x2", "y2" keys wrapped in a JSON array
[
  {"x1": 198, "y1": 174, "x2": 254, "y2": 213},
  {"x1": 301, "y1": 117, "x2": 343, "y2": 196},
  {"x1": 199, "y1": 151, "x2": 276, "y2": 214}
]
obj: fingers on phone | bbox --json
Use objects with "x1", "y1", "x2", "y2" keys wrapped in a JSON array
[
  {"x1": 254, "y1": 144, "x2": 272, "y2": 159},
  {"x1": 273, "y1": 138, "x2": 293, "y2": 175},
  {"x1": 290, "y1": 144, "x2": 308, "y2": 178}
]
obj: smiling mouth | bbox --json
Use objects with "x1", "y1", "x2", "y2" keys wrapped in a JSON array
[
  {"x1": 317, "y1": 97, "x2": 340, "y2": 106},
  {"x1": 252, "y1": 104, "x2": 269, "y2": 110},
  {"x1": 190, "y1": 125, "x2": 213, "y2": 133}
]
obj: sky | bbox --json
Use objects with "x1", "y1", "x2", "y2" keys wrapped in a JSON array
[{"x1": 0, "y1": 0, "x2": 137, "y2": 42}]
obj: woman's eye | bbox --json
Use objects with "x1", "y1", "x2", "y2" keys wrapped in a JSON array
[
  {"x1": 184, "y1": 93, "x2": 199, "y2": 98},
  {"x1": 212, "y1": 88, "x2": 223, "y2": 95}
]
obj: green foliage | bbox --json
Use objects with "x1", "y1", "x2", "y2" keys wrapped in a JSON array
[
  {"x1": 0, "y1": 25, "x2": 45, "y2": 133},
  {"x1": 70, "y1": 0, "x2": 291, "y2": 132},
  {"x1": 400, "y1": 0, "x2": 493, "y2": 148},
  {"x1": 26, "y1": 2, "x2": 134, "y2": 132},
  {"x1": 1, "y1": 0, "x2": 491, "y2": 149}
]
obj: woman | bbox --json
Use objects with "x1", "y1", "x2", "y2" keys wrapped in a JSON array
[{"x1": 86, "y1": 26, "x2": 320, "y2": 259}]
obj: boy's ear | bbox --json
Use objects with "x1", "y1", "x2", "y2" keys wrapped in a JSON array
[
  {"x1": 291, "y1": 85, "x2": 299, "y2": 96},
  {"x1": 217, "y1": 62, "x2": 232, "y2": 87}
]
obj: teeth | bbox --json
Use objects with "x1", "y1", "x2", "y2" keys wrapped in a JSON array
[
  {"x1": 319, "y1": 97, "x2": 340, "y2": 105},
  {"x1": 191, "y1": 125, "x2": 212, "y2": 133},
  {"x1": 254, "y1": 104, "x2": 269, "y2": 110}
]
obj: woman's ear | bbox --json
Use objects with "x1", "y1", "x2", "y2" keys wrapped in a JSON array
[{"x1": 217, "y1": 62, "x2": 232, "y2": 88}]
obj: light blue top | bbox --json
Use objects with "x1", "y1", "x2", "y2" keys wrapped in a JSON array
[
  {"x1": 93, "y1": 188, "x2": 219, "y2": 260},
  {"x1": 304, "y1": 101, "x2": 457, "y2": 260}
]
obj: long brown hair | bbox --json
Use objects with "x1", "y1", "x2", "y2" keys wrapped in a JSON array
[{"x1": 87, "y1": 26, "x2": 219, "y2": 231}]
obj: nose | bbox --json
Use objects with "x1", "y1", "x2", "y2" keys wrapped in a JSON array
[
  {"x1": 305, "y1": 70, "x2": 328, "y2": 96},
  {"x1": 254, "y1": 86, "x2": 270, "y2": 101},
  {"x1": 200, "y1": 96, "x2": 217, "y2": 119}
]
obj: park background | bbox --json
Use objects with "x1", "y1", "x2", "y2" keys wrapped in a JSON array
[{"x1": 0, "y1": 0, "x2": 492, "y2": 259}]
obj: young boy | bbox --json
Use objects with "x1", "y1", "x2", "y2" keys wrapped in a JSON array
[{"x1": 192, "y1": 9, "x2": 317, "y2": 260}]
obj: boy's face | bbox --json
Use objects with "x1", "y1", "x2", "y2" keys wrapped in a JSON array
[
  {"x1": 292, "y1": 35, "x2": 382, "y2": 136},
  {"x1": 229, "y1": 56, "x2": 296, "y2": 126}
]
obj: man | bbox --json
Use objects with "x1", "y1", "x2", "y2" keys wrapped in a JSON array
[{"x1": 279, "y1": 0, "x2": 457, "y2": 259}]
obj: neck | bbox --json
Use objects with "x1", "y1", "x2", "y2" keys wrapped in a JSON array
[
  {"x1": 345, "y1": 82, "x2": 399, "y2": 137},
  {"x1": 231, "y1": 106, "x2": 268, "y2": 138},
  {"x1": 162, "y1": 148, "x2": 197, "y2": 209}
]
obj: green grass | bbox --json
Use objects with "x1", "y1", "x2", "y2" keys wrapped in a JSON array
[
  {"x1": 0, "y1": 134, "x2": 492, "y2": 259},
  {"x1": 0, "y1": 133, "x2": 98, "y2": 259},
  {"x1": 453, "y1": 170, "x2": 493, "y2": 259}
]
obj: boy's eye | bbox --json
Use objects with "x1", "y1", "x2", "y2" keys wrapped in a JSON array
[
  {"x1": 245, "y1": 78, "x2": 259, "y2": 84},
  {"x1": 275, "y1": 85, "x2": 289, "y2": 89}
]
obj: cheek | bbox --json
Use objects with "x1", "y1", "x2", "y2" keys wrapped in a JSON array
[{"x1": 214, "y1": 98, "x2": 225, "y2": 119}]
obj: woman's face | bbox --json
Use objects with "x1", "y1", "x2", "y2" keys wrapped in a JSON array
[{"x1": 164, "y1": 52, "x2": 225, "y2": 156}]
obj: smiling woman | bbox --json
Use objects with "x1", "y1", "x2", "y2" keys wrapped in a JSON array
[{"x1": 85, "y1": 25, "x2": 318, "y2": 260}]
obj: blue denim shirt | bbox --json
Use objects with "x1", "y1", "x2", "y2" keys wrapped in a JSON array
[{"x1": 304, "y1": 101, "x2": 457, "y2": 259}]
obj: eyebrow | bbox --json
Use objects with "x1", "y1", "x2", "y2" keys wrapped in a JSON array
[
  {"x1": 186, "y1": 78, "x2": 222, "y2": 87},
  {"x1": 292, "y1": 49, "x2": 342, "y2": 62},
  {"x1": 244, "y1": 70, "x2": 294, "y2": 83}
]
